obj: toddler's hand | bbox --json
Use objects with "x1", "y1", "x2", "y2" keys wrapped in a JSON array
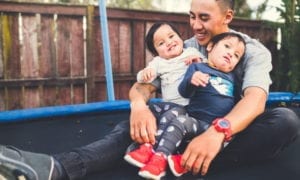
[
  {"x1": 142, "y1": 68, "x2": 156, "y2": 83},
  {"x1": 184, "y1": 55, "x2": 203, "y2": 65},
  {"x1": 191, "y1": 71, "x2": 209, "y2": 87}
]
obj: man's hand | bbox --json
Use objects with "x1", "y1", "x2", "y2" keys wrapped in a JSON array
[
  {"x1": 181, "y1": 127, "x2": 224, "y2": 176},
  {"x1": 130, "y1": 102, "x2": 157, "y2": 144},
  {"x1": 129, "y1": 82, "x2": 158, "y2": 145}
]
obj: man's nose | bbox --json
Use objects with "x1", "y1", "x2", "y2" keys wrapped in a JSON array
[{"x1": 192, "y1": 19, "x2": 204, "y2": 30}]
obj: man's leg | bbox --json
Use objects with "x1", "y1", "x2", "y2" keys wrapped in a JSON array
[
  {"x1": 0, "y1": 120, "x2": 132, "y2": 180},
  {"x1": 54, "y1": 120, "x2": 131, "y2": 179},
  {"x1": 210, "y1": 107, "x2": 300, "y2": 171}
]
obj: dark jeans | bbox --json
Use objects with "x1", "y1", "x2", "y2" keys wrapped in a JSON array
[{"x1": 54, "y1": 107, "x2": 299, "y2": 180}]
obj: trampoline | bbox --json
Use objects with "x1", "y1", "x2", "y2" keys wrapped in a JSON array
[
  {"x1": 0, "y1": 92, "x2": 299, "y2": 180},
  {"x1": 0, "y1": 1, "x2": 299, "y2": 179}
]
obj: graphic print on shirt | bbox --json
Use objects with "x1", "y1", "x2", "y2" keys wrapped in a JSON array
[{"x1": 209, "y1": 76, "x2": 233, "y2": 96}]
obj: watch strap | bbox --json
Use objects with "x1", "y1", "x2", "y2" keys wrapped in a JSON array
[{"x1": 212, "y1": 118, "x2": 232, "y2": 142}]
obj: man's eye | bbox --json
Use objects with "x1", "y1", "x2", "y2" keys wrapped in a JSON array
[
  {"x1": 189, "y1": 14, "x2": 196, "y2": 19},
  {"x1": 200, "y1": 15, "x2": 209, "y2": 21}
]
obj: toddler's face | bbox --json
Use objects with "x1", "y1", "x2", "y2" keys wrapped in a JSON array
[
  {"x1": 153, "y1": 25, "x2": 183, "y2": 59},
  {"x1": 207, "y1": 36, "x2": 245, "y2": 73}
]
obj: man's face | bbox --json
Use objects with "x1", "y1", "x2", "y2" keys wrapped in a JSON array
[{"x1": 189, "y1": 0, "x2": 233, "y2": 46}]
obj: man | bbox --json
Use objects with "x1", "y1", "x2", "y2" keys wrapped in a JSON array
[
  {"x1": 130, "y1": 0, "x2": 299, "y2": 176},
  {"x1": 0, "y1": 0, "x2": 299, "y2": 179}
]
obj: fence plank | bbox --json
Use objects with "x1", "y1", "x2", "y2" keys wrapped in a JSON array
[
  {"x1": 132, "y1": 21, "x2": 146, "y2": 73},
  {"x1": 7, "y1": 87, "x2": 22, "y2": 110},
  {"x1": 24, "y1": 87, "x2": 39, "y2": 109},
  {"x1": 39, "y1": 15, "x2": 56, "y2": 78},
  {"x1": 21, "y1": 14, "x2": 40, "y2": 108},
  {"x1": 93, "y1": 17, "x2": 104, "y2": 77},
  {"x1": 3, "y1": 14, "x2": 22, "y2": 110},
  {"x1": 70, "y1": 17, "x2": 84, "y2": 77},
  {"x1": 57, "y1": 86, "x2": 71, "y2": 105},
  {"x1": 118, "y1": 21, "x2": 131, "y2": 74},
  {"x1": 21, "y1": 14, "x2": 39, "y2": 78},
  {"x1": 95, "y1": 82, "x2": 107, "y2": 101},
  {"x1": 0, "y1": 88, "x2": 5, "y2": 110},
  {"x1": 2, "y1": 14, "x2": 21, "y2": 79},
  {"x1": 85, "y1": 5, "x2": 96, "y2": 102},
  {"x1": 73, "y1": 85, "x2": 85, "y2": 104},
  {"x1": 42, "y1": 86, "x2": 57, "y2": 106},
  {"x1": 0, "y1": 15, "x2": 3, "y2": 79},
  {"x1": 56, "y1": 16, "x2": 71, "y2": 77},
  {"x1": 109, "y1": 20, "x2": 119, "y2": 73},
  {"x1": 69, "y1": 17, "x2": 85, "y2": 104},
  {"x1": 115, "y1": 82, "x2": 131, "y2": 100}
]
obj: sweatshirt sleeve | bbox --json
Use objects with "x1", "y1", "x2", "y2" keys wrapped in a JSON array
[
  {"x1": 136, "y1": 57, "x2": 160, "y2": 83},
  {"x1": 136, "y1": 70, "x2": 145, "y2": 83},
  {"x1": 178, "y1": 63, "x2": 198, "y2": 98}
]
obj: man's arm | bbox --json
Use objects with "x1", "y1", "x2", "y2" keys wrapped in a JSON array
[
  {"x1": 226, "y1": 86, "x2": 267, "y2": 133},
  {"x1": 129, "y1": 82, "x2": 158, "y2": 144},
  {"x1": 181, "y1": 86, "x2": 267, "y2": 175}
]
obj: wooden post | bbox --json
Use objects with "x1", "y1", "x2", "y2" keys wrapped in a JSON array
[{"x1": 86, "y1": 4, "x2": 95, "y2": 102}]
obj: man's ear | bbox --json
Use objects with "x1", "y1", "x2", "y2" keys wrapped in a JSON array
[{"x1": 224, "y1": 9, "x2": 234, "y2": 25}]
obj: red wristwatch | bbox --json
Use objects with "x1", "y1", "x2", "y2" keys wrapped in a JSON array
[{"x1": 212, "y1": 118, "x2": 232, "y2": 142}]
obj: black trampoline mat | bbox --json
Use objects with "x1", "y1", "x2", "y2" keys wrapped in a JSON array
[{"x1": 0, "y1": 108, "x2": 299, "y2": 180}]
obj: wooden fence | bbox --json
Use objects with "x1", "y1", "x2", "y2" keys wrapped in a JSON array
[{"x1": 0, "y1": 1, "x2": 278, "y2": 111}]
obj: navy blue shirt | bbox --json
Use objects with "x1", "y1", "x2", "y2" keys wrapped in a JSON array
[{"x1": 179, "y1": 63, "x2": 235, "y2": 124}]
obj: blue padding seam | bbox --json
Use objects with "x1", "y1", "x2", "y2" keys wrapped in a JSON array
[
  {"x1": 0, "y1": 93, "x2": 298, "y2": 123},
  {"x1": 0, "y1": 100, "x2": 130, "y2": 123}
]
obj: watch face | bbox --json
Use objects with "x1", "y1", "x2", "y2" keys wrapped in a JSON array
[{"x1": 219, "y1": 120, "x2": 229, "y2": 128}]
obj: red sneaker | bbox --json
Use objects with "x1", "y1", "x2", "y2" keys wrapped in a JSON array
[
  {"x1": 168, "y1": 154, "x2": 187, "y2": 177},
  {"x1": 124, "y1": 143, "x2": 154, "y2": 168},
  {"x1": 138, "y1": 152, "x2": 167, "y2": 179}
]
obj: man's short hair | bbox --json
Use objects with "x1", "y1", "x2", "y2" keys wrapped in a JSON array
[{"x1": 217, "y1": 0, "x2": 235, "y2": 10}]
